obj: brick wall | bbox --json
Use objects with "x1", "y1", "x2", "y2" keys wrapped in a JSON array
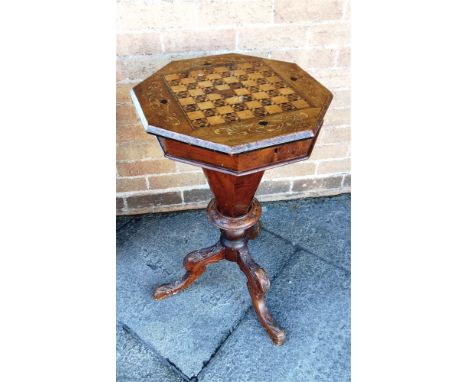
[{"x1": 116, "y1": 0, "x2": 351, "y2": 215}]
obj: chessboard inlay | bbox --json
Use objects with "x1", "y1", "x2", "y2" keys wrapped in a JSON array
[{"x1": 163, "y1": 60, "x2": 312, "y2": 130}]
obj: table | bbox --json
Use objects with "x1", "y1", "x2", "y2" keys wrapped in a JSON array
[{"x1": 131, "y1": 53, "x2": 333, "y2": 345}]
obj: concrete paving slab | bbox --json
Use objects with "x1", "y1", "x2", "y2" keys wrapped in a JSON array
[
  {"x1": 261, "y1": 194, "x2": 350, "y2": 270},
  {"x1": 198, "y1": 250, "x2": 350, "y2": 382},
  {"x1": 117, "y1": 216, "x2": 134, "y2": 231},
  {"x1": 117, "y1": 209, "x2": 297, "y2": 379},
  {"x1": 117, "y1": 325, "x2": 185, "y2": 382}
]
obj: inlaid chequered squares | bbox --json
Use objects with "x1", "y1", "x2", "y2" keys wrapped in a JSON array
[{"x1": 163, "y1": 61, "x2": 312, "y2": 130}]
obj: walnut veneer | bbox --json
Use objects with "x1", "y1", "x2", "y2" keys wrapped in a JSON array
[{"x1": 131, "y1": 53, "x2": 333, "y2": 345}]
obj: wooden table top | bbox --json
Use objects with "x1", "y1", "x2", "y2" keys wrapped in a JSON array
[{"x1": 131, "y1": 53, "x2": 333, "y2": 154}]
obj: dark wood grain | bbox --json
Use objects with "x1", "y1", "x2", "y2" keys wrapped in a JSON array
[
  {"x1": 131, "y1": 53, "x2": 333, "y2": 154},
  {"x1": 203, "y1": 169, "x2": 263, "y2": 216},
  {"x1": 237, "y1": 245, "x2": 285, "y2": 345},
  {"x1": 159, "y1": 136, "x2": 314, "y2": 175}
]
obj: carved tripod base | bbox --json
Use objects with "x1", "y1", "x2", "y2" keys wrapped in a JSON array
[{"x1": 154, "y1": 197, "x2": 286, "y2": 346}]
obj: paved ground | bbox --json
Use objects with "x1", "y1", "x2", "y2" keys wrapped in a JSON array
[{"x1": 117, "y1": 194, "x2": 350, "y2": 382}]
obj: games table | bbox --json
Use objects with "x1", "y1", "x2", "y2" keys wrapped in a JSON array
[{"x1": 131, "y1": 53, "x2": 333, "y2": 345}]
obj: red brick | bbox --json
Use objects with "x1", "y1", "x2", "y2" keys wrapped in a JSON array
[
  {"x1": 309, "y1": 21, "x2": 350, "y2": 47},
  {"x1": 309, "y1": 143, "x2": 349, "y2": 161},
  {"x1": 141, "y1": 142, "x2": 164, "y2": 159},
  {"x1": 176, "y1": 162, "x2": 203, "y2": 173},
  {"x1": 312, "y1": 67, "x2": 350, "y2": 89},
  {"x1": 116, "y1": 124, "x2": 151, "y2": 143},
  {"x1": 270, "y1": 48, "x2": 336, "y2": 69},
  {"x1": 126, "y1": 192, "x2": 182, "y2": 209},
  {"x1": 238, "y1": 26, "x2": 309, "y2": 50},
  {"x1": 256, "y1": 180, "x2": 291, "y2": 196},
  {"x1": 117, "y1": 3, "x2": 199, "y2": 32},
  {"x1": 183, "y1": 188, "x2": 213, "y2": 203},
  {"x1": 117, "y1": 103, "x2": 140, "y2": 125},
  {"x1": 316, "y1": 158, "x2": 350, "y2": 175},
  {"x1": 163, "y1": 29, "x2": 236, "y2": 53},
  {"x1": 292, "y1": 175, "x2": 343, "y2": 192},
  {"x1": 200, "y1": 0, "x2": 272, "y2": 26},
  {"x1": 116, "y1": 177, "x2": 147, "y2": 193},
  {"x1": 264, "y1": 162, "x2": 316, "y2": 180},
  {"x1": 117, "y1": 160, "x2": 176, "y2": 177},
  {"x1": 275, "y1": 0, "x2": 343, "y2": 23},
  {"x1": 325, "y1": 108, "x2": 350, "y2": 126},
  {"x1": 117, "y1": 56, "x2": 170, "y2": 82},
  {"x1": 116, "y1": 83, "x2": 135, "y2": 104},
  {"x1": 330, "y1": 89, "x2": 350, "y2": 108},
  {"x1": 117, "y1": 143, "x2": 143, "y2": 161},
  {"x1": 117, "y1": 32, "x2": 162, "y2": 56},
  {"x1": 148, "y1": 173, "x2": 206, "y2": 190},
  {"x1": 317, "y1": 126, "x2": 350, "y2": 144}
]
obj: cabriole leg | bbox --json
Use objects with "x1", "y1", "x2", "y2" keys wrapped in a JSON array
[
  {"x1": 236, "y1": 245, "x2": 286, "y2": 345},
  {"x1": 154, "y1": 242, "x2": 225, "y2": 300}
]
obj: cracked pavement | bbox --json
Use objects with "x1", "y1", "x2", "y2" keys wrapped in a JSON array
[{"x1": 117, "y1": 194, "x2": 350, "y2": 382}]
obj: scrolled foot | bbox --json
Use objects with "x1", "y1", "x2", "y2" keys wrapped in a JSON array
[
  {"x1": 154, "y1": 275, "x2": 190, "y2": 300},
  {"x1": 154, "y1": 241, "x2": 225, "y2": 300},
  {"x1": 237, "y1": 246, "x2": 286, "y2": 345}
]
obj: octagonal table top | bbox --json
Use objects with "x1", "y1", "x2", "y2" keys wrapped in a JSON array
[{"x1": 131, "y1": 53, "x2": 333, "y2": 154}]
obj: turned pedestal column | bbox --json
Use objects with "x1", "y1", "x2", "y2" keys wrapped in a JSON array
[{"x1": 131, "y1": 53, "x2": 333, "y2": 345}]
